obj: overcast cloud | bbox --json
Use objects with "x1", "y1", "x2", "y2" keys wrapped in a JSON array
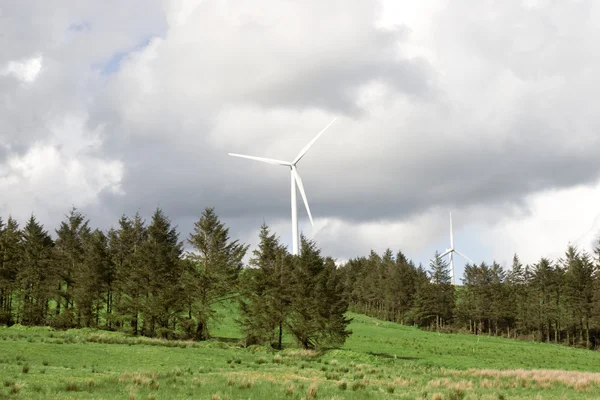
[{"x1": 2, "y1": 0, "x2": 600, "y2": 278}]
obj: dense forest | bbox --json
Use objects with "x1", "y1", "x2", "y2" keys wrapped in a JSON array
[
  {"x1": 340, "y1": 246, "x2": 600, "y2": 349},
  {"x1": 0, "y1": 208, "x2": 350, "y2": 349},
  {"x1": 2, "y1": 207, "x2": 600, "y2": 351}
]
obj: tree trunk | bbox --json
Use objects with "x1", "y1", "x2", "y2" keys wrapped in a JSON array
[
  {"x1": 278, "y1": 323, "x2": 283, "y2": 350},
  {"x1": 586, "y1": 319, "x2": 590, "y2": 349}
]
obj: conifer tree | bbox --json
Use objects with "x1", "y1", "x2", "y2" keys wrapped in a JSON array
[
  {"x1": 77, "y1": 229, "x2": 112, "y2": 327},
  {"x1": 507, "y1": 254, "x2": 526, "y2": 337},
  {"x1": 54, "y1": 207, "x2": 91, "y2": 327},
  {"x1": 186, "y1": 207, "x2": 248, "y2": 340},
  {"x1": 413, "y1": 252, "x2": 454, "y2": 330},
  {"x1": 19, "y1": 215, "x2": 55, "y2": 325},
  {"x1": 238, "y1": 223, "x2": 290, "y2": 347},
  {"x1": 110, "y1": 214, "x2": 148, "y2": 334},
  {"x1": 287, "y1": 236, "x2": 351, "y2": 349},
  {"x1": 138, "y1": 208, "x2": 184, "y2": 337},
  {"x1": 562, "y1": 246, "x2": 594, "y2": 347},
  {"x1": 0, "y1": 216, "x2": 21, "y2": 325}
]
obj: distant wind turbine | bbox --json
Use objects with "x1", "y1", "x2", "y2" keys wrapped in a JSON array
[
  {"x1": 228, "y1": 117, "x2": 338, "y2": 255},
  {"x1": 571, "y1": 212, "x2": 600, "y2": 251},
  {"x1": 436, "y1": 212, "x2": 474, "y2": 285}
]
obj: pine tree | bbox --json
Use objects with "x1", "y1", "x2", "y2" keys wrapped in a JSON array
[
  {"x1": 507, "y1": 254, "x2": 526, "y2": 338},
  {"x1": 138, "y1": 208, "x2": 184, "y2": 338},
  {"x1": 562, "y1": 246, "x2": 593, "y2": 347},
  {"x1": 531, "y1": 257, "x2": 557, "y2": 342},
  {"x1": 287, "y1": 236, "x2": 351, "y2": 349},
  {"x1": 186, "y1": 208, "x2": 248, "y2": 340},
  {"x1": 413, "y1": 252, "x2": 454, "y2": 330},
  {"x1": 110, "y1": 214, "x2": 148, "y2": 334},
  {"x1": 53, "y1": 207, "x2": 91, "y2": 328},
  {"x1": 77, "y1": 229, "x2": 112, "y2": 327},
  {"x1": 0, "y1": 216, "x2": 21, "y2": 325},
  {"x1": 19, "y1": 215, "x2": 55, "y2": 325},
  {"x1": 238, "y1": 223, "x2": 290, "y2": 347}
]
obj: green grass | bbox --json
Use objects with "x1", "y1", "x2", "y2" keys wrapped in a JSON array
[{"x1": 1, "y1": 309, "x2": 600, "y2": 399}]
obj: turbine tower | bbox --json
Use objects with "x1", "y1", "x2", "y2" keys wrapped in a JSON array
[
  {"x1": 228, "y1": 117, "x2": 337, "y2": 255},
  {"x1": 438, "y1": 212, "x2": 474, "y2": 285}
]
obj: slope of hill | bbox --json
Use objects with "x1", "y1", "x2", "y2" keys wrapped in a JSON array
[{"x1": 2, "y1": 309, "x2": 600, "y2": 399}]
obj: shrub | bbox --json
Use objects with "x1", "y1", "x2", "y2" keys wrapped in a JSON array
[
  {"x1": 65, "y1": 382, "x2": 80, "y2": 391},
  {"x1": 448, "y1": 389, "x2": 466, "y2": 400},
  {"x1": 10, "y1": 382, "x2": 24, "y2": 394}
]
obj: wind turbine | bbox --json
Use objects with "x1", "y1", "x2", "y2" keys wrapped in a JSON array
[
  {"x1": 228, "y1": 117, "x2": 337, "y2": 255},
  {"x1": 437, "y1": 212, "x2": 474, "y2": 285}
]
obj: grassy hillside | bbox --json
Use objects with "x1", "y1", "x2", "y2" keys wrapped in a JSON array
[{"x1": 2, "y1": 308, "x2": 600, "y2": 399}]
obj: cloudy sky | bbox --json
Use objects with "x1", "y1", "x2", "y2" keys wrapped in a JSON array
[{"x1": 2, "y1": 0, "x2": 600, "y2": 279}]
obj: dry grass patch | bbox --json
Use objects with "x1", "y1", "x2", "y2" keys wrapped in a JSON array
[
  {"x1": 393, "y1": 377, "x2": 416, "y2": 387},
  {"x1": 281, "y1": 349, "x2": 319, "y2": 360},
  {"x1": 284, "y1": 381, "x2": 296, "y2": 396},
  {"x1": 307, "y1": 382, "x2": 318, "y2": 399},
  {"x1": 119, "y1": 371, "x2": 158, "y2": 388},
  {"x1": 450, "y1": 368, "x2": 600, "y2": 391},
  {"x1": 227, "y1": 369, "x2": 324, "y2": 384}
]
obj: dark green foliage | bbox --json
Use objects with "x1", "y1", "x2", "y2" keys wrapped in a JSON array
[
  {"x1": 412, "y1": 252, "x2": 454, "y2": 330},
  {"x1": 342, "y1": 241, "x2": 600, "y2": 350},
  {"x1": 238, "y1": 223, "x2": 290, "y2": 348},
  {"x1": 9, "y1": 200, "x2": 600, "y2": 353},
  {"x1": 19, "y1": 215, "x2": 55, "y2": 326},
  {"x1": 109, "y1": 213, "x2": 147, "y2": 334},
  {"x1": 0, "y1": 216, "x2": 21, "y2": 325},
  {"x1": 286, "y1": 236, "x2": 352, "y2": 349},
  {"x1": 185, "y1": 207, "x2": 248, "y2": 340},
  {"x1": 138, "y1": 208, "x2": 185, "y2": 337},
  {"x1": 53, "y1": 207, "x2": 91, "y2": 328}
]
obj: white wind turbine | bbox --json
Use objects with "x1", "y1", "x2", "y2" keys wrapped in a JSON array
[
  {"x1": 228, "y1": 117, "x2": 337, "y2": 255},
  {"x1": 437, "y1": 212, "x2": 474, "y2": 285}
]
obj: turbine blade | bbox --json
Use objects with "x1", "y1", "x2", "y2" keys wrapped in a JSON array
[
  {"x1": 228, "y1": 153, "x2": 291, "y2": 166},
  {"x1": 455, "y1": 250, "x2": 474, "y2": 264},
  {"x1": 439, "y1": 249, "x2": 452, "y2": 258},
  {"x1": 450, "y1": 212, "x2": 454, "y2": 249},
  {"x1": 292, "y1": 166, "x2": 313, "y2": 226},
  {"x1": 293, "y1": 117, "x2": 337, "y2": 164}
]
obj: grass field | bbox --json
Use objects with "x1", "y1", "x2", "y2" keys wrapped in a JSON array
[{"x1": 2, "y1": 306, "x2": 600, "y2": 399}]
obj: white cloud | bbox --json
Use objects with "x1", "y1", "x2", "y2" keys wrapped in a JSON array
[
  {"x1": 482, "y1": 181, "x2": 600, "y2": 265},
  {"x1": 1, "y1": 55, "x2": 43, "y2": 83},
  {"x1": 0, "y1": 115, "x2": 123, "y2": 223}
]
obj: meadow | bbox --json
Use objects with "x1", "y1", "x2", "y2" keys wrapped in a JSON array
[{"x1": 2, "y1": 307, "x2": 600, "y2": 399}]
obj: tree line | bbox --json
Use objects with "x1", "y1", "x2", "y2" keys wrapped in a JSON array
[
  {"x1": 339, "y1": 245, "x2": 600, "y2": 349},
  {"x1": 0, "y1": 208, "x2": 350, "y2": 349},
  {"x1": 4, "y1": 206, "x2": 600, "y2": 351}
]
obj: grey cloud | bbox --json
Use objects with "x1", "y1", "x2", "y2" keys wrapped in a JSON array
[
  {"x1": 3, "y1": 0, "x2": 600, "y2": 264},
  {"x1": 247, "y1": 58, "x2": 435, "y2": 115}
]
